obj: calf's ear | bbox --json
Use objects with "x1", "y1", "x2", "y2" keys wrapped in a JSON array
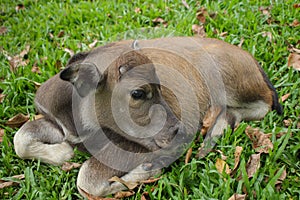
[{"x1": 60, "y1": 63, "x2": 103, "y2": 97}]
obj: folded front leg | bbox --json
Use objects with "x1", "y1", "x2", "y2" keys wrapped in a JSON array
[{"x1": 77, "y1": 156, "x2": 161, "y2": 198}]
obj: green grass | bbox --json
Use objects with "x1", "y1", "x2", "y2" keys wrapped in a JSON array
[{"x1": 0, "y1": 0, "x2": 299, "y2": 199}]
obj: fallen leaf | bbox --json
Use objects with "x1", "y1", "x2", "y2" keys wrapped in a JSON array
[
  {"x1": 134, "y1": 7, "x2": 141, "y2": 14},
  {"x1": 200, "y1": 106, "x2": 222, "y2": 136},
  {"x1": 0, "y1": 93, "x2": 6, "y2": 103},
  {"x1": 287, "y1": 52, "x2": 300, "y2": 71},
  {"x1": 141, "y1": 192, "x2": 149, "y2": 200},
  {"x1": 114, "y1": 191, "x2": 135, "y2": 198},
  {"x1": 152, "y1": 17, "x2": 168, "y2": 28},
  {"x1": 215, "y1": 149, "x2": 227, "y2": 160},
  {"x1": 289, "y1": 46, "x2": 300, "y2": 54},
  {"x1": 245, "y1": 126, "x2": 273, "y2": 154},
  {"x1": 246, "y1": 153, "x2": 260, "y2": 178},
  {"x1": 0, "y1": 174, "x2": 25, "y2": 189},
  {"x1": 196, "y1": 7, "x2": 208, "y2": 23},
  {"x1": 57, "y1": 30, "x2": 65, "y2": 38},
  {"x1": 31, "y1": 62, "x2": 41, "y2": 74},
  {"x1": 34, "y1": 114, "x2": 44, "y2": 120},
  {"x1": 228, "y1": 193, "x2": 246, "y2": 200},
  {"x1": 293, "y1": 3, "x2": 300, "y2": 8},
  {"x1": 49, "y1": 32, "x2": 54, "y2": 39},
  {"x1": 283, "y1": 119, "x2": 292, "y2": 127},
  {"x1": 237, "y1": 37, "x2": 245, "y2": 48},
  {"x1": 54, "y1": 60, "x2": 63, "y2": 69},
  {"x1": 262, "y1": 31, "x2": 273, "y2": 42},
  {"x1": 259, "y1": 6, "x2": 271, "y2": 17},
  {"x1": 61, "y1": 162, "x2": 81, "y2": 172},
  {"x1": 15, "y1": 4, "x2": 25, "y2": 12},
  {"x1": 215, "y1": 158, "x2": 231, "y2": 175},
  {"x1": 219, "y1": 32, "x2": 228, "y2": 37},
  {"x1": 192, "y1": 24, "x2": 206, "y2": 38},
  {"x1": 182, "y1": 0, "x2": 190, "y2": 9},
  {"x1": 232, "y1": 146, "x2": 243, "y2": 173},
  {"x1": 281, "y1": 93, "x2": 290, "y2": 102},
  {"x1": 6, "y1": 45, "x2": 30, "y2": 72},
  {"x1": 33, "y1": 81, "x2": 42, "y2": 90},
  {"x1": 275, "y1": 168, "x2": 287, "y2": 185},
  {"x1": 139, "y1": 177, "x2": 161, "y2": 184},
  {"x1": 290, "y1": 19, "x2": 300, "y2": 27},
  {"x1": 108, "y1": 176, "x2": 138, "y2": 190},
  {"x1": 185, "y1": 147, "x2": 193, "y2": 164},
  {"x1": 64, "y1": 48, "x2": 74, "y2": 57},
  {"x1": 0, "y1": 26, "x2": 7, "y2": 35},
  {"x1": 5, "y1": 113, "x2": 29, "y2": 128},
  {"x1": 89, "y1": 40, "x2": 98, "y2": 49},
  {"x1": 0, "y1": 129, "x2": 4, "y2": 143},
  {"x1": 276, "y1": 132, "x2": 287, "y2": 138}
]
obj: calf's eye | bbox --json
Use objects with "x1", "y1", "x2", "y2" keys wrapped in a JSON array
[{"x1": 131, "y1": 89, "x2": 146, "y2": 100}]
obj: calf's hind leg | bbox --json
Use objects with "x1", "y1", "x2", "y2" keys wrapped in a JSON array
[{"x1": 14, "y1": 118, "x2": 74, "y2": 165}]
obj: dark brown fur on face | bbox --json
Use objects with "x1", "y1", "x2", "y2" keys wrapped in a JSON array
[{"x1": 13, "y1": 37, "x2": 282, "y2": 198}]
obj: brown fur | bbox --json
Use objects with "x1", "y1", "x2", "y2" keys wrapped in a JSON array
[{"x1": 13, "y1": 37, "x2": 282, "y2": 198}]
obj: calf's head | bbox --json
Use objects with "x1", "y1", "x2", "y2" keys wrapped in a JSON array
[{"x1": 60, "y1": 50, "x2": 184, "y2": 152}]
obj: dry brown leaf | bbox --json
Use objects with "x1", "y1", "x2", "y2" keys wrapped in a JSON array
[
  {"x1": 196, "y1": 7, "x2": 208, "y2": 24},
  {"x1": 0, "y1": 128, "x2": 4, "y2": 143},
  {"x1": 57, "y1": 30, "x2": 65, "y2": 38},
  {"x1": 228, "y1": 193, "x2": 246, "y2": 200},
  {"x1": 200, "y1": 106, "x2": 222, "y2": 136},
  {"x1": 108, "y1": 176, "x2": 138, "y2": 190},
  {"x1": 141, "y1": 192, "x2": 149, "y2": 200},
  {"x1": 281, "y1": 93, "x2": 290, "y2": 102},
  {"x1": 6, "y1": 45, "x2": 30, "y2": 72},
  {"x1": 246, "y1": 153, "x2": 260, "y2": 178},
  {"x1": 290, "y1": 19, "x2": 300, "y2": 27},
  {"x1": 89, "y1": 40, "x2": 98, "y2": 49},
  {"x1": 0, "y1": 174, "x2": 25, "y2": 189},
  {"x1": 232, "y1": 146, "x2": 243, "y2": 172},
  {"x1": 31, "y1": 62, "x2": 41, "y2": 74},
  {"x1": 275, "y1": 168, "x2": 287, "y2": 185},
  {"x1": 293, "y1": 3, "x2": 300, "y2": 8},
  {"x1": 0, "y1": 93, "x2": 6, "y2": 103},
  {"x1": 238, "y1": 37, "x2": 245, "y2": 48},
  {"x1": 259, "y1": 6, "x2": 271, "y2": 17},
  {"x1": 64, "y1": 48, "x2": 74, "y2": 57},
  {"x1": 15, "y1": 4, "x2": 25, "y2": 12},
  {"x1": 33, "y1": 81, "x2": 42, "y2": 90},
  {"x1": 152, "y1": 17, "x2": 168, "y2": 28},
  {"x1": 54, "y1": 60, "x2": 63, "y2": 69},
  {"x1": 215, "y1": 149, "x2": 227, "y2": 160},
  {"x1": 245, "y1": 126, "x2": 273, "y2": 154},
  {"x1": 275, "y1": 169, "x2": 287, "y2": 191},
  {"x1": 215, "y1": 158, "x2": 231, "y2": 175},
  {"x1": 114, "y1": 191, "x2": 135, "y2": 199},
  {"x1": 139, "y1": 177, "x2": 161, "y2": 184},
  {"x1": 61, "y1": 162, "x2": 81, "y2": 172},
  {"x1": 134, "y1": 7, "x2": 141, "y2": 14},
  {"x1": 287, "y1": 52, "x2": 300, "y2": 71},
  {"x1": 283, "y1": 119, "x2": 292, "y2": 127},
  {"x1": 0, "y1": 26, "x2": 7, "y2": 35},
  {"x1": 34, "y1": 114, "x2": 44, "y2": 120},
  {"x1": 185, "y1": 147, "x2": 193, "y2": 164},
  {"x1": 276, "y1": 132, "x2": 287, "y2": 138},
  {"x1": 219, "y1": 32, "x2": 228, "y2": 37},
  {"x1": 192, "y1": 24, "x2": 206, "y2": 37},
  {"x1": 5, "y1": 113, "x2": 29, "y2": 128},
  {"x1": 262, "y1": 32, "x2": 273, "y2": 42},
  {"x1": 182, "y1": 0, "x2": 190, "y2": 9}
]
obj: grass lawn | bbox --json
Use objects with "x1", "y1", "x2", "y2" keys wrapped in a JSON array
[{"x1": 0, "y1": 0, "x2": 299, "y2": 199}]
